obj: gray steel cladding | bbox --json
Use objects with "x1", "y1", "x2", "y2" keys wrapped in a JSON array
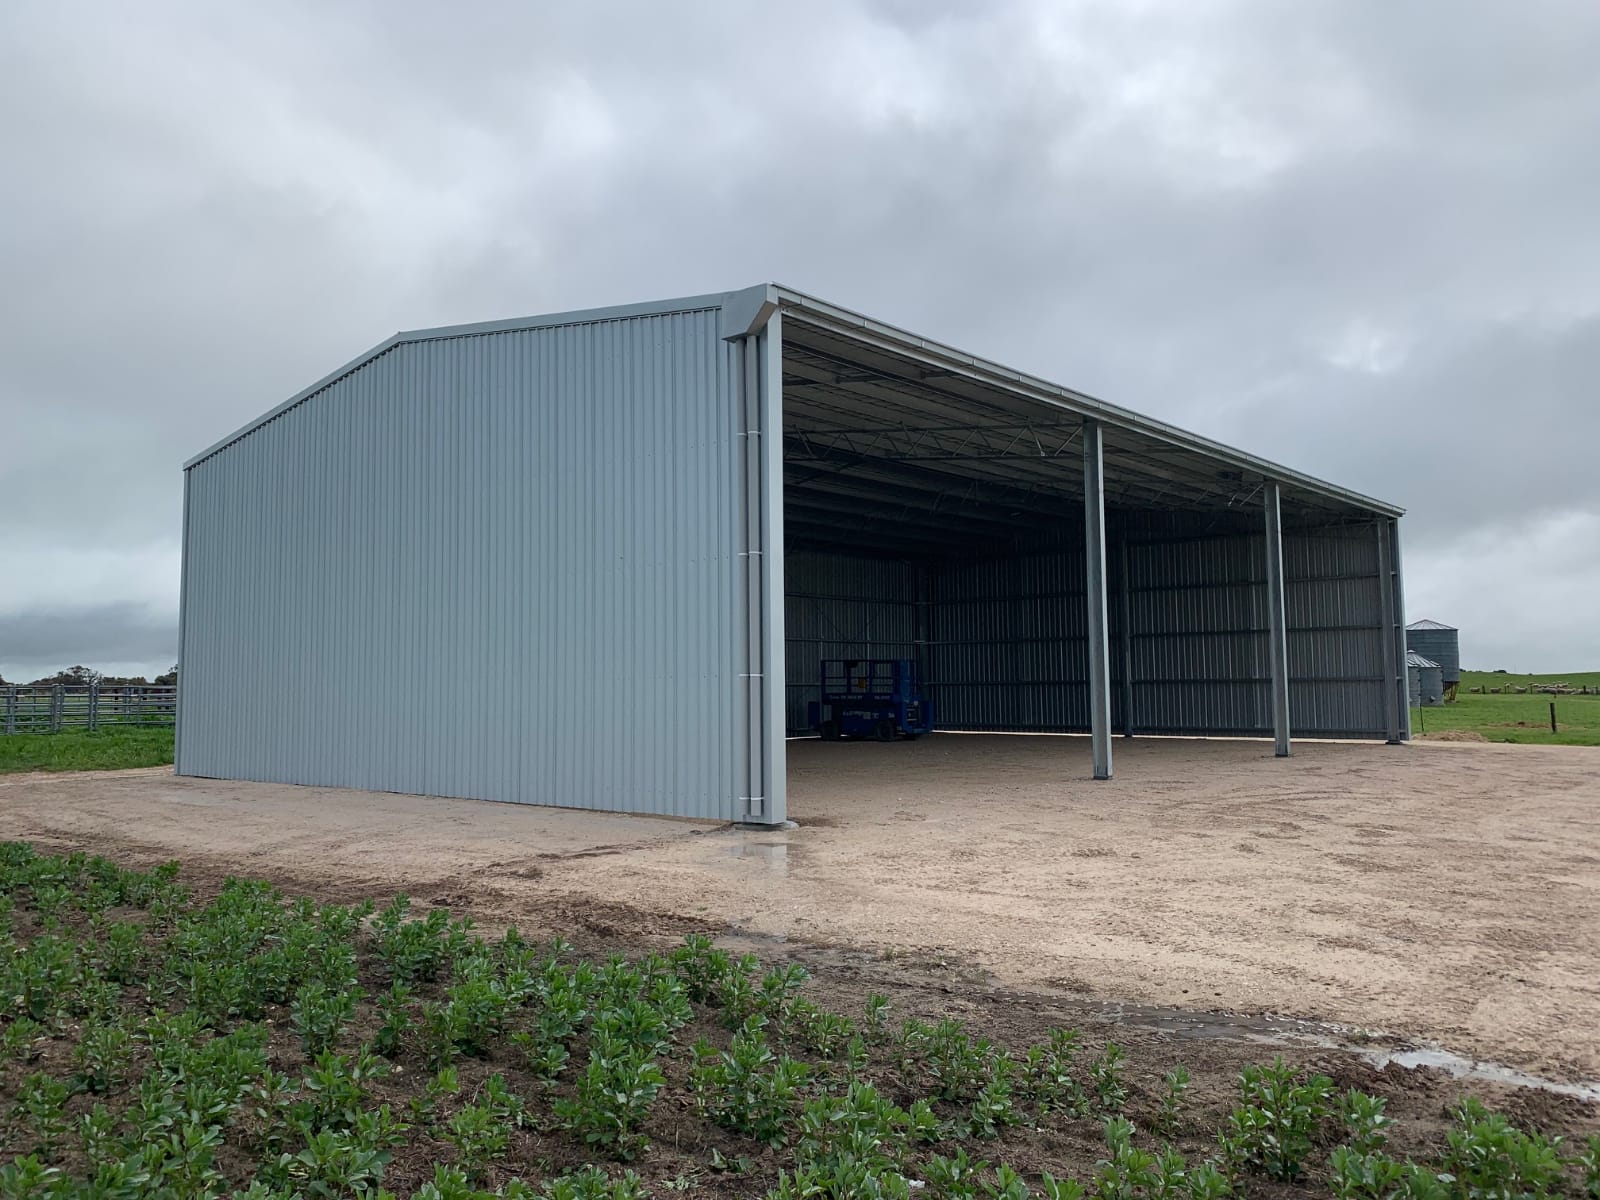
[
  {"x1": 921, "y1": 526, "x2": 1388, "y2": 737},
  {"x1": 179, "y1": 306, "x2": 750, "y2": 818},
  {"x1": 932, "y1": 548, "x2": 1090, "y2": 731}
]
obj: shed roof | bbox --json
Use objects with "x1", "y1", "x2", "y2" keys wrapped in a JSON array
[{"x1": 186, "y1": 284, "x2": 1404, "y2": 524}]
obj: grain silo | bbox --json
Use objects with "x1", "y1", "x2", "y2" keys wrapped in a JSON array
[
  {"x1": 1407, "y1": 651, "x2": 1443, "y2": 707},
  {"x1": 1406, "y1": 619, "x2": 1460, "y2": 699}
]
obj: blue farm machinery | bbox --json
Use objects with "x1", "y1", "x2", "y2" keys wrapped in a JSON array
[{"x1": 808, "y1": 659, "x2": 934, "y2": 742}]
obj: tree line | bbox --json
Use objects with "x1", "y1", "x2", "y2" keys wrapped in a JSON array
[{"x1": 0, "y1": 664, "x2": 178, "y2": 688}]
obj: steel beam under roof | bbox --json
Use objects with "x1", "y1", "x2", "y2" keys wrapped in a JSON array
[
  {"x1": 780, "y1": 329, "x2": 1382, "y2": 563},
  {"x1": 773, "y1": 307, "x2": 1392, "y2": 560},
  {"x1": 750, "y1": 284, "x2": 1402, "y2": 521}
]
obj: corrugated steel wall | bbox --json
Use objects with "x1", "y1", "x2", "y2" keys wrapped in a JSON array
[
  {"x1": 798, "y1": 524, "x2": 1388, "y2": 739},
  {"x1": 1284, "y1": 529, "x2": 1387, "y2": 735},
  {"x1": 179, "y1": 307, "x2": 751, "y2": 819},
  {"x1": 784, "y1": 553, "x2": 921, "y2": 731},
  {"x1": 931, "y1": 549, "x2": 1092, "y2": 730},
  {"x1": 1126, "y1": 535, "x2": 1268, "y2": 734}
]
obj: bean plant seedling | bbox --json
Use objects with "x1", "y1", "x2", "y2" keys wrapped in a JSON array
[
  {"x1": 2, "y1": 839, "x2": 1596, "y2": 1200},
  {"x1": 1157, "y1": 1065, "x2": 1190, "y2": 1137},
  {"x1": 1217, "y1": 1058, "x2": 1333, "y2": 1181}
]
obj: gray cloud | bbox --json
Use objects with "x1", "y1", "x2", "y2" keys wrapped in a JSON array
[
  {"x1": 0, "y1": 606, "x2": 176, "y2": 685},
  {"x1": 2, "y1": 0, "x2": 1596, "y2": 676}
]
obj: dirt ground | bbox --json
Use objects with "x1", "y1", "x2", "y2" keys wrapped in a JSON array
[{"x1": 3, "y1": 734, "x2": 1598, "y2": 1082}]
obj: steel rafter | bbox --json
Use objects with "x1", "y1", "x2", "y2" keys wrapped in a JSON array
[{"x1": 784, "y1": 421, "x2": 1083, "y2": 464}]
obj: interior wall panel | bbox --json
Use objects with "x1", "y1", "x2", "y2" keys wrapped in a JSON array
[
  {"x1": 929, "y1": 548, "x2": 1094, "y2": 731},
  {"x1": 889, "y1": 524, "x2": 1391, "y2": 739},
  {"x1": 783, "y1": 553, "x2": 920, "y2": 732}
]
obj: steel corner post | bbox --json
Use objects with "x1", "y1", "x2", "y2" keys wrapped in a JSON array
[
  {"x1": 740, "y1": 311, "x2": 788, "y2": 827},
  {"x1": 1263, "y1": 481, "x2": 1292, "y2": 757},
  {"x1": 1083, "y1": 419, "x2": 1113, "y2": 780}
]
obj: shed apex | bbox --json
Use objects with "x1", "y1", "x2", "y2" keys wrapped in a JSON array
[{"x1": 1408, "y1": 618, "x2": 1456, "y2": 631}]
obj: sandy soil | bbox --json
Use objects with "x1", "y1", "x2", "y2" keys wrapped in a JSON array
[{"x1": 3, "y1": 735, "x2": 1597, "y2": 1079}]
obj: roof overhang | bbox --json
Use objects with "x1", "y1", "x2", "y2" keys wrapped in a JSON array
[{"x1": 738, "y1": 284, "x2": 1402, "y2": 523}]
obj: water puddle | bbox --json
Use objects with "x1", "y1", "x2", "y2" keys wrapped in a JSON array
[
  {"x1": 1080, "y1": 1000, "x2": 1600, "y2": 1103},
  {"x1": 726, "y1": 841, "x2": 789, "y2": 862},
  {"x1": 1358, "y1": 1047, "x2": 1600, "y2": 1103},
  {"x1": 1083, "y1": 1001, "x2": 1350, "y2": 1047},
  {"x1": 720, "y1": 838, "x2": 797, "y2": 874}
]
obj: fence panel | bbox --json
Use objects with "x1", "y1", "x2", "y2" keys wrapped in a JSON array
[{"x1": 0, "y1": 685, "x2": 176, "y2": 734}]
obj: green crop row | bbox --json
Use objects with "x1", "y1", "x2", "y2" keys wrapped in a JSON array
[{"x1": 1, "y1": 841, "x2": 1596, "y2": 1200}]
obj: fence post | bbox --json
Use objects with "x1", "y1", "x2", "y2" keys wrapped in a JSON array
[
  {"x1": 88, "y1": 681, "x2": 99, "y2": 732},
  {"x1": 4, "y1": 686, "x2": 13, "y2": 735},
  {"x1": 50, "y1": 684, "x2": 63, "y2": 733}
]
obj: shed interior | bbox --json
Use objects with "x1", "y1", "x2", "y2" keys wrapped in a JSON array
[{"x1": 777, "y1": 315, "x2": 1397, "y2": 740}]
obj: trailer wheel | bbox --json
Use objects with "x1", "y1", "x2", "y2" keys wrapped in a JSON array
[
  {"x1": 821, "y1": 720, "x2": 841, "y2": 742},
  {"x1": 875, "y1": 719, "x2": 895, "y2": 742}
]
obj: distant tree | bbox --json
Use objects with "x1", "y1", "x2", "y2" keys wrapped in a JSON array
[
  {"x1": 154, "y1": 665, "x2": 178, "y2": 686},
  {"x1": 29, "y1": 665, "x2": 103, "y2": 687}
]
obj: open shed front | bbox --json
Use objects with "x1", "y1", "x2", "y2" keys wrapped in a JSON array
[{"x1": 738, "y1": 290, "x2": 1410, "y2": 822}]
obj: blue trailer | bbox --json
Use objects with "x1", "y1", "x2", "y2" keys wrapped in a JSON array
[{"x1": 807, "y1": 659, "x2": 934, "y2": 742}]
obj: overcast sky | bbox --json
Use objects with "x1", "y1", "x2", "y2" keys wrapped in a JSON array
[{"x1": 3, "y1": 0, "x2": 1597, "y2": 681}]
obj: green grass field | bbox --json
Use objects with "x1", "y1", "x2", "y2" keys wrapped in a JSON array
[
  {"x1": 0, "y1": 727, "x2": 175, "y2": 774},
  {"x1": 1460, "y1": 668, "x2": 1600, "y2": 690},
  {"x1": 1413, "y1": 670, "x2": 1600, "y2": 746}
]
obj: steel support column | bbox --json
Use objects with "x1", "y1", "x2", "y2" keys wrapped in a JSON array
[
  {"x1": 1083, "y1": 420, "x2": 1112, "y2": 779},
  {"x1": 758, "y1": 313, "x2": 789, "y2": 824},
  {"x1": 1389, "y1": 518, "x2": 1412, "y2": 741},
  {"x1": 739, "y1": 314, "x2": 789, "y2": 826},
  {"x1": 1117, "y1": 537, "x2": 1135, "y2": 737},
  {"x1": 1375, "y1": 519, "x2": 1402, "y2": 744},
  {"x1": 175, "y1": 469, "x2": 190, "y2": 772},
  {"x1": 1263, "y1": 481, "x2": 1292, "y2": 757}
]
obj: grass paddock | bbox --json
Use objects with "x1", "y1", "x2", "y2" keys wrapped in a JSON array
[
  {"x1": 0, "y1": 727, "x2": 175, "y2": 775},
  {"x1": 1413, "y1": 670, "x2": 1600, "y2": 746}
]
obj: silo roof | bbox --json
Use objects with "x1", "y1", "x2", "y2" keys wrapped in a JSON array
[
  {"x1": 1406, "y1": 651, "x2": 1440, "y2": 668},
  {"x1": 1407, "y1": 618, "x2": 1457, "y2": 631}
]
